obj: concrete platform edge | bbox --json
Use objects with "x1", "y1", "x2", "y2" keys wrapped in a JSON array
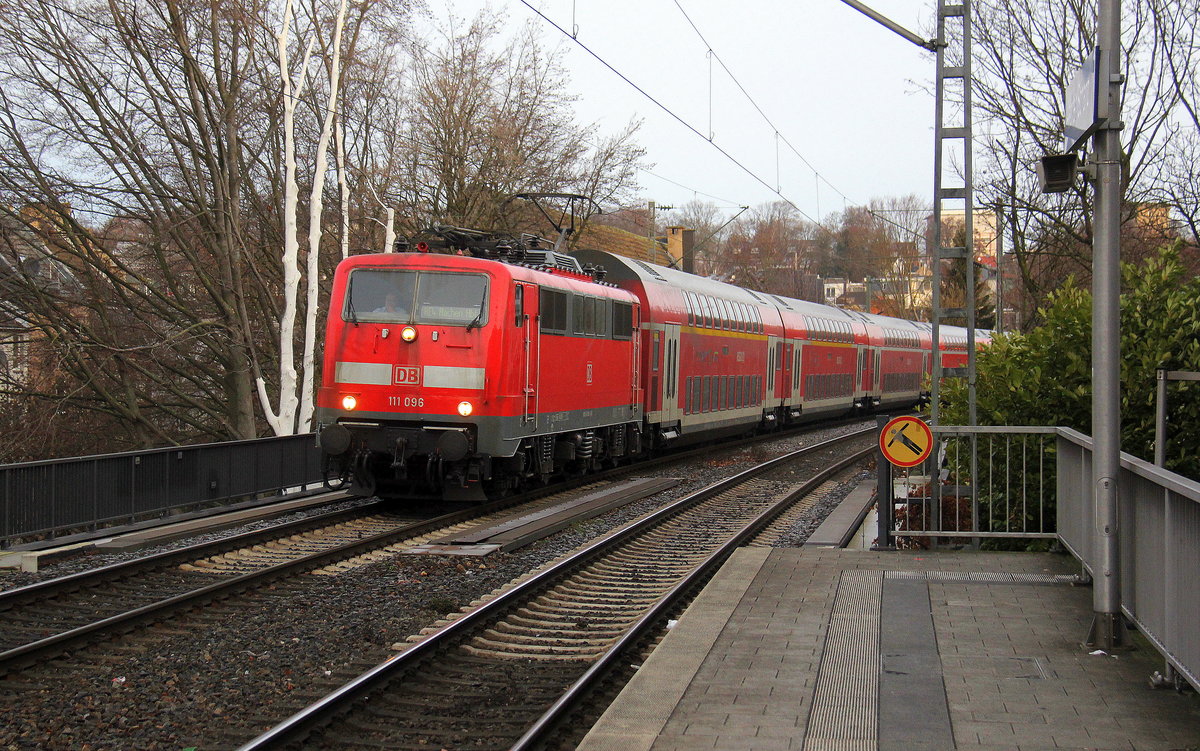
[
  {"x1": 804, "y1": 481, "x2": 875, "y2": 548},
  {"x1": 575, "y1": 547, "x2": 772, "y2": 751}
]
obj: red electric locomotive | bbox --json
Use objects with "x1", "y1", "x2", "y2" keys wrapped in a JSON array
[
  {"x1": 315, "y1": 236, "x2": 644, "y2": 498},
  {"x1": 316, "y1": 228, "x2": 989, "y2": 498}
]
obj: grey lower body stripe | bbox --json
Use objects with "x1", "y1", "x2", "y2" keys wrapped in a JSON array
[{"x1": 802, "y1": 569, "x2": 881, "y2": 751}]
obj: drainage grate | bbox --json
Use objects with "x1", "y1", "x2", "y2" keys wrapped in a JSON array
[
  {"x1": 802, "y1": 569, "x2": 882, "y2": 751},
  {"x1": 886, "y1": 570, "x2": 1075, "y2": 585}
]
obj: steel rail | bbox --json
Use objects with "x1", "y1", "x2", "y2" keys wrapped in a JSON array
[
  {"x1": 0, "y1": 492, "x2": 363, "y2": 605},
  {"x1": 236, "y1": 427, "x2": 876, "y2": 750},
  {"x1": 0, "y1": 496, "x2": 525, "y2": 675}
]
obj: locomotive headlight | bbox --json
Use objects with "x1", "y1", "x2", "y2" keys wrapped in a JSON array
[
  {"x1": 400, "y1": 326, "x2": 418, "y2": 342},
  {"x1": 341, "y1": 394, "x2": 358, "y2": 411},
  {"x1": 457, "y1": 401, "x2": 474, "y2": 417}
]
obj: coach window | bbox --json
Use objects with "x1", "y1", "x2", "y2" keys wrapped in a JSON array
[
  {"x1": 684, "y1": 292, "x2": 696, "y2": 326},
  {"x1": 668, "y1": 340, "x2": 677, "y2": 396},
  {"x1": 701, "y1": 376, "x2": 710, "y2": 412}
]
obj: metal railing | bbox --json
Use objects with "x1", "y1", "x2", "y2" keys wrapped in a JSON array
[
  {"x1": 1, "y1": 434, "x2": 324, "y2": 547},
  {"x1": 1056, "y1": 427, "x2": 1200, "y2": 692},
  {"x1": 879, "y1": 423, "x2": 1200, "y2": 692},
  {"x1": 882, "y1": 425, "x2": 1059, "y2": 543}
]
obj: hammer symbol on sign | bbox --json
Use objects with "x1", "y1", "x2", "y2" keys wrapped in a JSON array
[{"x1": 887, "y1": 423, "x2": 923, "y2": 455}]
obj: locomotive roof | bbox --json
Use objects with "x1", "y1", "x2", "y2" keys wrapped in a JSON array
[{"x1": 338, "y1": 250, "x2": 634, "y2": 297}]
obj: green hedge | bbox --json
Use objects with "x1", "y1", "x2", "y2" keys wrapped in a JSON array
[{"x1": 940, "y1": 245, "x2": 1200, "y2": 481}]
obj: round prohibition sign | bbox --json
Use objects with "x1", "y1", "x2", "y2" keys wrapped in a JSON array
[{"x1": 879, "y1": 416, "x2": 934, "y2": 468}]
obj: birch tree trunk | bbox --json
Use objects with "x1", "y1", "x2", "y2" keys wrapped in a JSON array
[
  {"x1": 337, "y1": 108, "x2": 351, "y2": 261},
  {"x1": 296, "y1": 0, "x2": 350, "y2": 433},
  {"x1": 258, "y1": 0, "x2": 313, "y2": 436}
]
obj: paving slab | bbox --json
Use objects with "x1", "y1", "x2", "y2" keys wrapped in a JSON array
[{"x1": 577, "y1": 547, "x2": 1200, "y2": 751}]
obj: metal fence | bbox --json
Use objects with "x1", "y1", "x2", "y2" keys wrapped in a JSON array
[
  {"x1": 879, "y1": 423, "x2": 1200, "y2": 692},
  {"x1": 1, "y1": 434, "x2": 324, "y2": 547}
]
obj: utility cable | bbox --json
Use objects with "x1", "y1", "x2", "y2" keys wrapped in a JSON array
[
  {"x1": 669, "y1": 0, "x2": 926, "y2": 243},
  {"x1": 517, "y1": 0, "x2": 823, "y2": 227}
]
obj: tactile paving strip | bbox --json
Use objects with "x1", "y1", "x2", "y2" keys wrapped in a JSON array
[{"x1": 801, "y1": 569, "x2": 882, "y2": 751}]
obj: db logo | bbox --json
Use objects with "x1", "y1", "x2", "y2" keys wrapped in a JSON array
[{"x1": 394, "y1": 366, "x2": 420, "y2": 385}]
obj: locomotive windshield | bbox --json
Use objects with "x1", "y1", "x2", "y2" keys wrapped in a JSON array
[{"x1": 345, "y1": 269, "x2": 488, "y2": 327}]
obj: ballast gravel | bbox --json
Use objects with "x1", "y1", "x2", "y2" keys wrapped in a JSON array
[{"x1": 0, "y1": 420, "x2": 873, "y2": 750}]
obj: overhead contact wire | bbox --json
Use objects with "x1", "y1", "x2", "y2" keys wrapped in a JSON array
[{"x1": 518, "y1": 0, "x2": 822, "y2": 226}]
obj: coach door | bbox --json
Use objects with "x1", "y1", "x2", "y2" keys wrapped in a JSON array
[
  {"x1": 661, "y1": 324, "x2": 681, "y2": 422},
  {"x1": 517, "y1": 282, "x2": 539, "y2": 425}
]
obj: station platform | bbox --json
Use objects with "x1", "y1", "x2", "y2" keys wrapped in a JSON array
[{"x1": 579, "y1": 546, "x2": 1200, "y2": 751}]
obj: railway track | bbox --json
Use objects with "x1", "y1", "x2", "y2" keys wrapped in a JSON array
[
  {"x1": 0, "y1": 500, "x2": 490, "y2": 675},
  {"x1": 0, "y1": 474, "x2": 687, "y2": 678},
  {"x1": 0, "y1": 418, "x2": 874, "y2": 679},
  {"x1": 238, "y1": 427, "x2": 877, "y2": 751}
]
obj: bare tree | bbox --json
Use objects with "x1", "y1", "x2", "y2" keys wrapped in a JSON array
[
  {"x1": 973, "y1": 0, "x2": 1200, "y2": 323},
  {"x1": 0, "y1": 0, "x2": 645, "y2": 456},
  {"x1": 0, "y1": 0, "x2": 408, "y2": 449},
  {"x1": 391, "y1": 12, "x2": 645, "y2": 235}
]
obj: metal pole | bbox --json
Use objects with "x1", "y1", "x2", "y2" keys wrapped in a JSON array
[
  {"x1": 876, "y1": 415, "x2": 893, "y2": 549},
  {"x1": 836, "y1": 0, "x2": 938, "y2": 51},
  {"x1": 1154, "y1": 369, "x2": 1167, "y2": 467},
  {"x1": 995, "y1": 208, "x2": 1004, "y2": 333},
  {"x1": 1088, "y1": 0, "x2": 1123, "y2": 650}
]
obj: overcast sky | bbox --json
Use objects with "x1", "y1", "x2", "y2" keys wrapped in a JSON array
[{"x1": 436, "y1": 0, "x2": 941, "y2": 223}]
